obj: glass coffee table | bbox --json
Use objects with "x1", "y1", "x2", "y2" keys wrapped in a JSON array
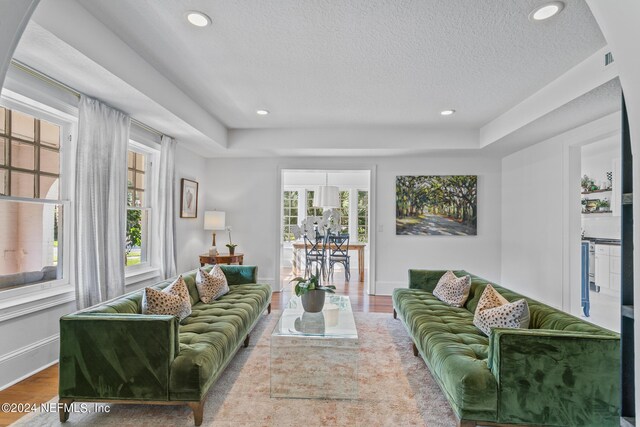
[{"x1": 270, "y1": 294, "x2": 359, "y2": 399}]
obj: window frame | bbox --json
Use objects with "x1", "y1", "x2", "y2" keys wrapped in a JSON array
[
  {"x1": 125, "y1": 141, "x2": 155, "y2": 274},
  {"x1": 0, "y1": 92, "x2": 76, "y2": 304}
]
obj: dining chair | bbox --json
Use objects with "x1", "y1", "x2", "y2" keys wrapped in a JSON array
[
  {"x1": 328, "y1": 233, "x2": 350, "y2": 281},
  {"x1": 303, "y1": 232, "x2": 328, "y2": 279}
]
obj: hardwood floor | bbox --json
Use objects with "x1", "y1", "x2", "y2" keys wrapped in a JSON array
[
  {"x1": 0, "y1": 364, "x2": 59, "y2": 426},
  {"x1": 0, "y1": 274, "x2": 391, "y2": 426}
]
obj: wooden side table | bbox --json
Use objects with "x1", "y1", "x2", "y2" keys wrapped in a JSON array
[{"x1": 199, "y1": 253, "x2": 244, "y2": 267}]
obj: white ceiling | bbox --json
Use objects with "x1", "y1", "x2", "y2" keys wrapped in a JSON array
[
  {"x1": 9, "y1": 0, "x2": 616, "y2": 157},
  {"x1": 76, "y1": 0, "x2": 605, "y2": 129}
]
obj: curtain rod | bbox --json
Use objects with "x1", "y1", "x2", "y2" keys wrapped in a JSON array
[{"x1": 9, "y1": 59, "x2": 172, "y2": 140}]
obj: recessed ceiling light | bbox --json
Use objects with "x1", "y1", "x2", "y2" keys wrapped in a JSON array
[
  {"x1": 440, "y1": 109, "x2": 456, "y2": 116},
  {"x1": 256, "y1": 109, "x2": 270, "y2": 116},
  {"x1": 529, "y1": 2, "x2": 564, "y2": 21},
  {"x1": 186, "y1": 11, "x2": 211, "y2": 27}
]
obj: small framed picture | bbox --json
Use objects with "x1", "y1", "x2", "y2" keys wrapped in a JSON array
[{"x1": 180, "y1": 178, "x2": 199, "y2": 218}]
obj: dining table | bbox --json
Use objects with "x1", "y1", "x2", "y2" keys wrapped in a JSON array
[{"x1": 291, "y1": 241, "x2": 367, "y2": 282}]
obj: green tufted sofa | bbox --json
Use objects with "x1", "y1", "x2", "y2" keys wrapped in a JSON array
[
  {"x1": 58, "y1": 265, "x2": 271, "y2": 425},
  {"x1": 393, "y1": 269, "x2": 620, "y2": 427}
]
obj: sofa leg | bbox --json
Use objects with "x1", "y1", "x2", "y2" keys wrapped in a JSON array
[
  {"x1": 267, "y1": 303, "x2": 272, "y2": 314},
  {"x1": 458, "y1": 420, "x2": 475, "y2": 427},
  {"x1": 244, "y1": 334, "x2": 250, "y2": 348},
  {"x1": 393, "y1": 308, "x2": 397, "y2": 319},
  {"x1": 412, "y1": 342, "x2": 419, "y2": 357},
  {"x1": 58, "y1": 398, "x2": 73, "y2": 422},
  {"x1": 188, "y1": 400, "x2": 205, "y2": 426}
]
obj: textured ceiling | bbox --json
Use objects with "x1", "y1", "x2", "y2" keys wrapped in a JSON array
[
  {"x1": 484, "y1": 77, "x2": 621, "y2": 156},
  {"x1": 77, "y1": 0, "x2": 606, "y2": 129}
]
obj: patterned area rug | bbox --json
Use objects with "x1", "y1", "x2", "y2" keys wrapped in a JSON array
[{"x1": 12, "y1": 312, "x2": 457, "y2": 426}]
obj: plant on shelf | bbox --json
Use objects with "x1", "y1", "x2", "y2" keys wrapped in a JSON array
[
  {"x1": 225, "y1": 226, "x2": 238, "y2": 255},
  {"x1": 581, "y1": 175, "x2": 599, "y2": 192},
  {"x1": 290, "y1": 270, "x2": 336, "y2": 312},
  {"x1": 597, "y1": 199, "x2": 611, "y2": 212}
]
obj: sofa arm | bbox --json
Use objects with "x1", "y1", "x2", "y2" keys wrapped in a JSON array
[
  {"x1": 488, "y1": 328, "x2": 620, "y2": 426},
  {"x1": 59, "y1": 313, "x2": 180, "y2": 401},
  {"x1": 220, "y1": 265, "x2": 257, "y2": 285}
]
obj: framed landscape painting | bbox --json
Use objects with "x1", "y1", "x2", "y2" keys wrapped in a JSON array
[
  {"x1": 396, "y1": 175, "x2": 477, "y2": 236},
  {"x1": 180, "y1": 178, "x2": 199, "y2": 218}
]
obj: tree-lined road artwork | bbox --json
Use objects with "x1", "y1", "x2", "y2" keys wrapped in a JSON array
[{"x1": 396, "y1": 175, "x2": 477, "y2": 236}]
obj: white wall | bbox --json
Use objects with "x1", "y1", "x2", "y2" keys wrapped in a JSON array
[
  {"x1": 174, "y1": 147, "x2": 208, "y2": 273},
  {"x1": 205, "y1": 155, "x2": 502, "y2": 294},
  {"x1": 501, "y1": 113, "x2": 620, "y2": 312},
  {"x1": 502, "y1": 138, "x2": 565, "y2": 307}
]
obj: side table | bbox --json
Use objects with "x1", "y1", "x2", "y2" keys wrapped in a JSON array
[{"x1": 199, "y1": 253, "x2": 244, "y2": 267}]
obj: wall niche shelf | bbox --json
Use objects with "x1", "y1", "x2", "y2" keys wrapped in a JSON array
[
  {"x1": 581, "y1": 211, "x2": 613, "y2": 215},
  {"x1": 581, "y1": 189, "x2": 612, "y2": 195}
]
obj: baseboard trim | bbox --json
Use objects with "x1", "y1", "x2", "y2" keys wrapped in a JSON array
[{"x1": 0, "y1": 334, "x2": 59, "y2": 391}]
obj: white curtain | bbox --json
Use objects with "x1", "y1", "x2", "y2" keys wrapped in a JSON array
[
  {"x1": 152, "y1": 135, "x2": 177, "y2": 279},
  {"x1": 75, "y1": 95, "x2": 130, "y2": 308}
]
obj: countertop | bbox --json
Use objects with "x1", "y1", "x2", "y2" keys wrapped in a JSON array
[{"x1": 582, "y1": 237, "x2": 621, "y2": 246}]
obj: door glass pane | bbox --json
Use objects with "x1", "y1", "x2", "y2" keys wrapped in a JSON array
[
  {"x1": 127, "y1": 151, "x2": 135, "y2": 168},
  {"x1": 10, "y1": 171, "x2": 35, "y2": 197},
  {"x1": 0, "y1": 137, "x2": 6, "y2": 165},
  {"x1": 136, "y1": 172, "x2": 145, "y2": 190},
  {"x1": 128, "y1": 170, "x2": 134, "y2": 187},
  {"x1": 11, "y1": 141, "x2": 35, "y2": 170},
  {"x1": 40, "y1": 148, "x2": 60, "y2": 174},
  {"x1": 40, "y1": 175, "x2": 59, "y2": 199},
  {"x1": 0, "y1": 169, "x2": 6, "y2": 196},
  {"x1": 0, "y1": 107, "x2": 5, "y2": 134},
  {"x1": 11, "y1": 110, "x2": 35, "y2": 141},
  {"x1": 127, "y1": 189, "x2": 134, "y2": 207},
  {"x1": 40, "y1": 120, "x2": 60, "y2": 148}
]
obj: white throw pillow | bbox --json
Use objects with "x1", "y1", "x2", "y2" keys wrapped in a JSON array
[
  {"x1": 142, "y1": 275, "x2": 192, "y2": 320},
  {"x1": 196, "y1": 265, "x2": 229, "y2": 303},
  {"x1": 473, "y1": 284, "x2": 530, "y2": 336},
  {"x1": 432, "y1": 271, "x2": 471, "y2": 307}
]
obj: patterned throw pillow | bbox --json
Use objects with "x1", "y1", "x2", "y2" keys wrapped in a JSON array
[
  {"x1": 473, "y1": 284, "x2": 530, "y2": 336},
  {"x1": 432, "y1": 271, "x2": 471, "y2": 307},
  {"x1": 196, "y1": 265, "x2": 229, "y2": 303},
  {"x1": 142, "y1": 275, "x2": 192, "y2": 320}
]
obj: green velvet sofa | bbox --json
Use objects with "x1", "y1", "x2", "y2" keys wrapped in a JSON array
[
  {"x1": 392, "y1": 269, "x2": 620, "y2": 427},
  {"x1": 58, "y1": 265, "x2": 271, "y2": 425}
]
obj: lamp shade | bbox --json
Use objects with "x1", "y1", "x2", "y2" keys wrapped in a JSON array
[
  {"x1": 204, "y1": 211, "x2": 226, "y2": 230},
  {"x1": 312, "y1": 186, "x2": 340, "y2": 209}
]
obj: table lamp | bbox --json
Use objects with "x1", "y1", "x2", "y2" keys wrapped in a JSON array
[{"x1": 204, "y1": 211, "x2": 226, "y2": 256}]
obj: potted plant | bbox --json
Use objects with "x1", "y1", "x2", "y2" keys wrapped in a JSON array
[
  {"x1": 597, "y1": 199, "x2": 610, "y2": 212},
  {"x1": 290, "y1": 271, "x2": 336, "y2": 313},
  {"x1": 226, "y1": 227, "x2": 238, "y2": 255}
]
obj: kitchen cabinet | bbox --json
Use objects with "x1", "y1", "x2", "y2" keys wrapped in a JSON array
[{"x1": 594, "y1": 244, "x2": 621, "y2": 293}]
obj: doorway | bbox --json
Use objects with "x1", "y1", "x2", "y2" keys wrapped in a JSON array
[
  {"x1": 275, "y1": 169, "x2": 373, "y2": 297},
  {"x1": 577, "y1": 136, "x2": 622, "y2": 331}
]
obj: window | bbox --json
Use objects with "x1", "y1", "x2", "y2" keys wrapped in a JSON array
[
  {"x1": 0, "y1": 106, "x2": 65, "y2": 291},
  {"x1": 339, "y1": 190, "x2": 349, "y2": 234},
  {"x1": 126, "y1": 149, "x2": 150, "y2": 268},
  {"x1": 357, "y1": 190, "x2": 369, "y2": 243},
  {"x1": 306, "y1": 190, "x2": 323, "y2": 217},
  {"x1": 282, "y1": 190, "x2": 298, "y2": 242}
]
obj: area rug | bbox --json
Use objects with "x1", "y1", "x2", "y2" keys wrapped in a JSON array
[{"x1": 11, "y1": 312, "x2": 457, "y2": 427}]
